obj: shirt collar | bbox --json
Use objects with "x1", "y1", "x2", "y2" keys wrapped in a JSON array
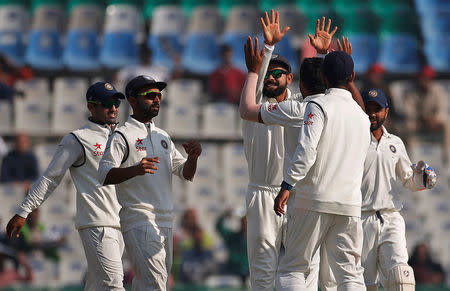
[
  {"x1": 371, "y1": 125, "x2": 391, "y2": 142},
  {"x1": 303, "y1": 93, "x2": 324, "y2": 102},
  {"x1": 128, "y1": 115, "x2": 155, "y2": 132},
  {"x1": 87, "y1": 118, "x2": 112, "y2": 134},
  {"x1": 325, "y1": 88, "x2": 352, "y2": 99}
]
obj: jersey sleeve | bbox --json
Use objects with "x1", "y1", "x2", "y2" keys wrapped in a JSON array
[
  {"x1": 98, "y1": 132, "x2": 128, "y2": 185},
  {"x1": 395, "y1": 139, "x2": 418, "y2": 191},
  {"x1": 255, "y1": 44, "x2": 274, "y2": 104},
  {"x1": 170, "y1": 139, "x2": 188, "y2": 180},
  {"x1": 260, "y1": 100, "x2": 305, "y2": 127},
  {"x1": 284, "y1": 102, "x2": 325, "y2": 186},
  {"x1": 17, "y1": 134, "x2": 83, "y2": 218}
]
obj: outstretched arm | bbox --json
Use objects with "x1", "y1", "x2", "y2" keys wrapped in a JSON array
[
  {"x1": 7, "y1": 134, "x2": 83, "y2": 238},
  {"x1": 337, "y1": 36, "x2": 365, "y2": 112},
  {"x1": 240, "y1": 10, "x2": 290, "y2": 121}
]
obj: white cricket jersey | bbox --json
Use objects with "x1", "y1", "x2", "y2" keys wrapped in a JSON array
[
  {"x1": 285, "y1": 88, "x2": 371, "y2": 217},
  {"x1": 260, "y1": 93, "x2": 324, "y2": 176},
  {"x1": 242, "y1": 44, "x2": 296, "y2": 187},
  {"x1": 361, "y1": 126, "x2": 420, "y2": 212},
  {"x1": 17, "y1": 121, "x2": 121, "y2": 230},
  {"x1": 98, "y1": 116, "x2": 187, "y2": 232}
]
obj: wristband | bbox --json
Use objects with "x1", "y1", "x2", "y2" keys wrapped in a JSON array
[{"x1": 281, "y1": 181, "x2": 293, "y2": 191}]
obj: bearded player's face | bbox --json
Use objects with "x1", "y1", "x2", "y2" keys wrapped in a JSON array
[
  {"x1": 366, "y1": 101, "x2": 389, "y2": 131},
  {"x1": 135, "y1": 87, "x2": 161, "y2": 119},
  {"x1": 263, "y1": 65, "x2": 289, "y2": 98}
]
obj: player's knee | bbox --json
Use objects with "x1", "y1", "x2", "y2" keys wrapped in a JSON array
[{"x1": 386, "y1": 264, "x2": 415, "y2": 291}]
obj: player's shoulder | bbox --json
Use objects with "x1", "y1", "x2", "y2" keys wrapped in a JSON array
[{"x1": 387, "y1": 132, "x2": 406, "y2": 147}]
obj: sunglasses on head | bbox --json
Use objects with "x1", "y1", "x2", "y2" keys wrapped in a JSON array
[
  {"x1": 88, "y1": 99, "x2": 121, "y2": 109},
  {"x1": 137, "y1": 91, "x2": 162, "y2": 100},
  {"x1": 264, "y1": 69, "x2": 288, "y2": 80}
]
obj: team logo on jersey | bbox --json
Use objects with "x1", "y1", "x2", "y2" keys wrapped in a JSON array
[
  {"x1": 268, "y1": 104, "x2": 278, "y2": 112},
  {"x1": 104, "y1": 83, "x2": 113, "y2": 90},
  {"x1": 136, "y1": 138, "x2": 146, "y2": 151},
  {"x1": 369, "y1": 90, "x2": 378, "y2": 97},
  {"x1": 161, "y1": 140, "x2": 168, "y2": 149},
  {"x1": 93, "y1": 143, "x2": 103, "y2": 156},
  {"x1": 304, "y1": 112, "x2": 314, "y2": 125},
  {"x1": 389, "y1": 145, "x2": 396, "y2": 153}
]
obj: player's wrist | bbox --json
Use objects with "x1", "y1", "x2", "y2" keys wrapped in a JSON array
[{"x1": 281, "y1": 181, "x2": 293, "y2": 191}]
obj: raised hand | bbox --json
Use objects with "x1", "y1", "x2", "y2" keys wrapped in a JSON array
[
  {"x1": 136, "y1": 157, "x2": 159, "y2": 175},
  {"x1": 260, "y1": 9, "x2": 290, "y2": 46},
  {"x1": 6, "y1": 214, "x2": 26, "y2": 239},
  {"x1": 244, "y1": 36, "x2": 264, "y2": 73},
  {"x1": 182, "y1": 141, "x2": 202, "y2": 159},
  {"x1": 308, "y1": 16, "x2": 338, "y2": 54},
  {"x1": 337, "y1": 36, "x2": 352, "y2": 55}
]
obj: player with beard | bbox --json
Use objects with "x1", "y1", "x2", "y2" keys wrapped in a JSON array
[
  {"x1": 7, "y1": 82, "x2": 127, "y2": 290},
  {"x1": 98, "y1": 75, "x2": 201, "y2": 290},
  {"x1": 237, "y1": 10, "x2": 295, "y2": 291},
  {"x1": 360, "y1": 88, "x2": 437, "y2": 291}
]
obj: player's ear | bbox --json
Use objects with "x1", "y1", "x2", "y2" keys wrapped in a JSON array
[
  {"x1": 385, "y1": 107, "x2": 389, "y2": 118},
  {"x1": 349, "y1": 72, "x2": 355, "y2": 82},
  {"x1": 127, "y1": 96, "x2": 136, "y2": 106},
  {"x1": 287, "y1": 73, "x2": 294, "y2": 84}
]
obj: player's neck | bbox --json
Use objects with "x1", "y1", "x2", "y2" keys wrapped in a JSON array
[
  {"x1": 275, "y1": 90, "x2": 288, "y2": 102},
  {"x1": 372, "y1": 127, "x2": 383, "y2": 141}
]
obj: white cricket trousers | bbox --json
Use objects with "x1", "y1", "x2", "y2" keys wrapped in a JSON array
[
  {"x1": 122, "y1": 224, "x2": 172, "y2": 291},
  {"x1": 78, "y1": 226, "x2": 125, "y2": 291},
  {"x1": 276, "y1": 209, "x2": 365, "y2": 291},
  {"x1": 361, "y1": 210, "x2": 411, "y2": 287},
  {"x1": 246, "y1": 185, "x2": 320, "y2": 291}
]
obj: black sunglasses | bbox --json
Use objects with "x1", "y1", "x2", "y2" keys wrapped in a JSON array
[
  {"x1": 88, "y1": 99, "x2": 121, "y2": 109},
  {"x1": 264, "y1": 69, "x2": 288, "y2": 80},
  {"x1": 137, "y1": 91, "x2": 162, "y2": 99}
]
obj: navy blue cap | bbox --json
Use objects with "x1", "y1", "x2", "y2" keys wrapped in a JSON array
[
  {"x1": 125, "y1": 75, "x2": 167, "y2": 98},
  {"x1": 322, "y1": 51, "x2": 354, "y2": 84},
  {"x1": 362, "y1": 88, "x2": 389, "y2": 108},
  {"x1": 269, "y1": 54, "x2": 291, "y2": 73},
  {"x1": 86, "y1": 82, "x2": 125, "y2": 102}
]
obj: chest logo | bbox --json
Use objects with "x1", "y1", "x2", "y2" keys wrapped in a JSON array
[
  {"x1": 161, "y1": 140, "x2": 168, "y2": 149},
  {"x1": 136, "y1": 138, "x2": 146, "y2": 151},
  {"x1": 93, "y1": 143, "x2": 103, "y2": 156},
  {"x1": 389, "y1": 145, "x2": 396, "y2": 153}
]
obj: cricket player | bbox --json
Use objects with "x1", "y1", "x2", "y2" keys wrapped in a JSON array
[
  {"x1": 6, "y1": 82, "x2": 126, "y2": 290},
  {"x1": 360, "y1": 88, "x2": 437, "y2": 291},
  {"x1": 241, "y1": 14, "x2": 366, "y2": 290},
  {"x1": 238, "y1": 10, "x2": 293, "y2": 291},
  {"x1": 98, "y1": 75, "x2": 201, "y2": 290},
  {"x1": 274, "y1": 50, "x2": 370, "y2": 290}
]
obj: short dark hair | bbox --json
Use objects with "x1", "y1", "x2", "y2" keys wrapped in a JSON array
[
  {"x1": 299, "y1": 58, "x2": 326, "y2": 95},
  {"x1": 328, "y1": 75, "x2": 353, "y2": 88}
]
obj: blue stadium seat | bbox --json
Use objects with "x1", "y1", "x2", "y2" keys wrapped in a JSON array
[
  {"x1": 181, "y1": 33, "x2": 220, "y2": 75},
  {"x1": 0, "y1": 5, "x2": 27, "y2": 65},
  {"x1": 414, "y1": 0, "x2": 450, "y2": 15},
  {"x1": 420, "y1": 8, "x2": 450, "y2": 36},
  {"x1": 25, "y1": 29, "x2": 63, "y2": 70},
  {"x1": 99, "y1": 32, "x2": 138, "y2": 69},
  {"x1": 424, "y1": 36, "x2": 450, "y2": 73},
  {"x1": 0, "y1": 31, "x2": 24, "y2": 65},
  {"x1": 221, "y1": 32, "x2": 249, "y2": 73},
  {"x1": 378, "y1": 34, "x2": 420, "y2": 73},
  {"x1": 147, "y1": 34, "x2": 182, "y2": 71},
  {"x1": 63, "y1": 29, "x2": 99, "y2": 71},
  {"x1": 347, "y1": 34, "x2": 379, "y2": 73}
]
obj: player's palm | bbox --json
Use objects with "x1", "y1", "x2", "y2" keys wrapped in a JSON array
[
  {"x1": 261, "y1": 10, "x2": 290, "y2": 46},
  {"x1": 311, "y1": 32, "x2": 332, "y2": 52}
]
